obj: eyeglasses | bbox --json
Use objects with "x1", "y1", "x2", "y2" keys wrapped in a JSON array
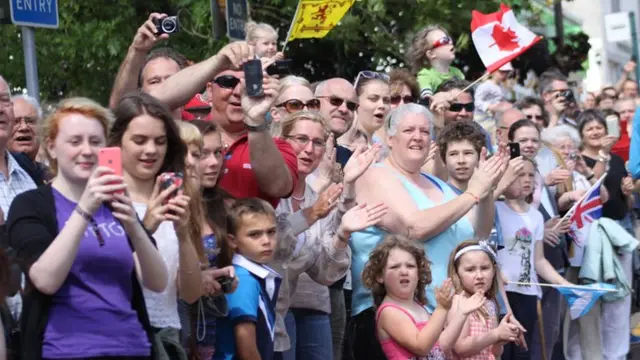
[
  {"x1": 354, "y1": 71, "x2": 390, "y2": 89},
  {"x1": 317, "y1": 96, "x2": 359, "y2": 112},
  {"x1": 276, "y1": 99, "x2": 321, "y2": 113},
  {"x1": 526, "y1": 114, "x2": 544, "y2": 121},
  {"x1": 449, "y1": 102, "x2": 474, "y2": 112},
  {"x1": 390, "y1": 95, "x2": 414, "y2": 105},
  {"x1": 15, "y1": 116, "x2": 38, "y2": 126},
  {"x1": 285, "y1": 134, "x2": 326, "y2": 149},
  {"x1": 432, "y1": 36, "x2": 453, "y2": 49},
  {"x1": 213, "y1": 75, "x2": 241, "y2": 89}
]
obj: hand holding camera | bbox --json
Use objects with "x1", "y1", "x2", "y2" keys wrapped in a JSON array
[
  {"x1": 132, "y1": 13, "x2": 178, "y2": 52},
  {"x1": 142, "y1": 172, "x2": 189, "y2": 234},
  {"x1": 241, "y1": 65, "x2": 280, "y2": 127}
]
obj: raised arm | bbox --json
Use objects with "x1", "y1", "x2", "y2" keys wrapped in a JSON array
[
  {"x1": 109, "y1": 13, "x2": 170, "y2": 108},
  {"x1": 154, "y1": 42, "x2": 255, "y2": 110},
  {"x1": 241, "y1": 77, "x2": 295, "y2": 197}
]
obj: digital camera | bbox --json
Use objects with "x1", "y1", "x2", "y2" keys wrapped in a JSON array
[{"x1": 154, "y1": 16, "x2": 180, "y2": 35}]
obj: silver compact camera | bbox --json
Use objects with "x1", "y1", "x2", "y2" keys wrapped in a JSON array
[{"x1": 154, "y1": 16, "x2": 180, "y2": 35}]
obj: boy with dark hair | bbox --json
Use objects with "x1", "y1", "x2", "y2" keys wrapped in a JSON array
[{"x1": 214, "y1": 198, "x2": 281, "y2": 360}]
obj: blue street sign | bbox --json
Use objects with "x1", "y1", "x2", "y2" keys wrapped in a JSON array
[
  {"x1": 226, "y1": 0, "x2": 248, "y2": 40},
  {"x1": 10, "y1": 0, "x2": 58, "y2": 28}
]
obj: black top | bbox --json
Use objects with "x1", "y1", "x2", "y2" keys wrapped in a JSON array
[
  {"x1": 5, "y1": 184, "x2": 157, "y2": 360},
  {"x1": 583, "y1": 153, "x2": 629, "y2": 220}
]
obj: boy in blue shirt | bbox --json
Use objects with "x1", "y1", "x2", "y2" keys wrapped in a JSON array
[{"x1": 214, "y1": 198, "x2": 281, "y2": 360}]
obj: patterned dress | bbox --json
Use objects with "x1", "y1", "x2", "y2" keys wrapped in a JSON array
[{"x1": 454, "y1": 301, "x2": 498, "y2": 360}]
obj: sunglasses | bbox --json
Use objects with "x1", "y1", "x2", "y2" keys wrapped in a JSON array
[
  {"x1": 354, "y1": 70, "x2": 390, "y2": 89},
  {"x1": 276, "y1": 99, "x2": 321, "y2": 113},
  {"x1": 213, "y1": 75, "x2": 241, "y2": 89},
  {"x1": 449, "y1": 102, "x2": 474, "y2": 112},
  {"x1": 317, "y1": 96, "x2": 359, "y2": 112},
  {"x1": 432, "y1": 36, "x2": 453, "y2": 49},
  {"x1": 390, "y1": 95, "x2": 414, "y2": 105}
]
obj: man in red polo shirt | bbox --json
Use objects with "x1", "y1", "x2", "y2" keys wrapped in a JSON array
[{"x1": 153, "y1": 41, "x2": 297, "y2": 207}]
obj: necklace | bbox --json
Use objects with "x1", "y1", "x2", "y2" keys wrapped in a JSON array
[{"x1": 291, "y1": 194, "x2": 305, "y2": 201}]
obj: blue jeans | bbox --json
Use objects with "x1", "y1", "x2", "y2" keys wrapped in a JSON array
[{"x1": 277, "y1": 309, "x2": 333, "y2": 360}]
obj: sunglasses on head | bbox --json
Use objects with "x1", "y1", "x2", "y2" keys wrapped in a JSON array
[
  {"x1": 276, "y1": 99, "x2": 321, "y2": 113},
  {"x1": 354, "y1": 70, "x2": 390, "y2": 88},
  {"x1": 432, "y1": 36, "x2": 453, "y2": 49},
  {"x1": 213, "y1": 75, "x2": 241, "y2": 89},
  {"x1": 317, "y1": 96, "x2": 359, "y2": 112},
  {"x1": 390, "y1": 95, "x2": 414, "y2": 105},
  {"x1": 449, "y1": 102, "x2": 474, "y2": 112}
]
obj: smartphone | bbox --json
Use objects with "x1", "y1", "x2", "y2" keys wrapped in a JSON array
[
  {"x1": 508, "y1": 142, "x2": 520, "y2": 159},
  {"x1": 266, "y1": 59, "x2": 293, "y2": 76},
  {"x1": 98, "y1": 147, "x2": 123, "y2": 194},
  {"x1": 243, "y1": 59, "x2": 264, "y2": 97},
  {"x1": 216, "y1": 275, "x2": 234, "y2": 293},
  {"x1": 605, "y1": 115, "x2": 620, "y2": 138},
  {"x1": 158, "y1": 172, "x2": 184, "y2": 205}
]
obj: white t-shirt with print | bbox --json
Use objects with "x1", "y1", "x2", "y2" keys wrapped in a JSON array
[{"x1": 496, "y1": 202, "x2": 544, "y2": 298}]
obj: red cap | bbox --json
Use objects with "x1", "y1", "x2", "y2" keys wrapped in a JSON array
[{"x1": 181, "y1": 94, "x2": 212, "y2": 121}]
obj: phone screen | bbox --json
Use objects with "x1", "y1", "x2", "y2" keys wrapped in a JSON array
[
  {"x1": 243, "y1": 59, "x2": 264, "y2": 97},
  {"x1": 605, "y1": 115, "x2": 620, "y2": 138}
]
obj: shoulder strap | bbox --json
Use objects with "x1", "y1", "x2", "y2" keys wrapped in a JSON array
[
  {"x1": 376, "y1": 303, "x2": 419, "y2": 325},
  {"x1": 10, "y1": 152, "x2": 44, "y2": 187}
]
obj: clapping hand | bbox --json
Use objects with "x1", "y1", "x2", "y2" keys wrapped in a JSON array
[
  {"x1": 468, "y1": 147, "x2": 505, "y2": 199},
  {"x1": 343, "y1": 144, "x2": 381, "y2": 184},
  {"x1": 435, "y1": 279, "x2": 454, "y2": 310},
  {"x1": 458, "y1": 291, "x2": 486, "y2": 315},
  {"x1": 310, "y1": 183, "x2": 343, "y2": 220},
  {"x1": 494, "y1": 313, "x2": 520, "y2": 343},
  {"x1": 338, "y1": 202, "x2": 388, "y2": 235}
]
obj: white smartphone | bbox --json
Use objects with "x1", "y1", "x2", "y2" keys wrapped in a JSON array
[{"x1": 606, "y1": 115, "x2": 620, "y2": 138}]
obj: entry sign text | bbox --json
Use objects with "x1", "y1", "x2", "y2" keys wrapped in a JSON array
[
  {"x1": 10, "y1": 0, "x2": 58, "y2": 28},
  {"x1": 226, "y1": 0, "x2": 248, "y2": 40}
]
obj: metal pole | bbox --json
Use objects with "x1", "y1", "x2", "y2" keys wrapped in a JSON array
[
  {"x1": 629, "y1": 12, "x2": 640, "y2": 86},
  {"x1": 21, "y1": 26, "x2": 39, "y2": 102}
]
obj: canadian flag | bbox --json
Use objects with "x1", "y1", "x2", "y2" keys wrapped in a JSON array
[{"x1": 471, "y1": 4, "x2": 542, "y2": 72}]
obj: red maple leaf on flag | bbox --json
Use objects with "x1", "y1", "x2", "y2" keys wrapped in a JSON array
[{"x1": 490, "y1": 24, "x2": 520, "y2": 51}]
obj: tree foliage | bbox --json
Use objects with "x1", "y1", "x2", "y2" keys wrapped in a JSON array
[{"x1": 0, "y1": 0, "x2": 580, "y2": 105}]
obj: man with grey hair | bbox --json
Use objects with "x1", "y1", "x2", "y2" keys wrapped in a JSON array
[
  {"x1": 9, "y1": 94, "x2": 42, "y2": 161},
  {"x1": 495, "y1": 107, "x2": 526, "y2": 144}
]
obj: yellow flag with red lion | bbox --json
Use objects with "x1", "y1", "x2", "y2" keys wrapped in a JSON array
[{"x1": 286, "y1": 0, "x2": 356, "y2": 41}]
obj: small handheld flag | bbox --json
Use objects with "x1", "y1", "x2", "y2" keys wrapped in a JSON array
[
  {"x1": 556, "y1": 283, "x2": 617, "y2": 319},
  {"x1": 470, "y1": 3, "x2": 542, "y2": 72}
]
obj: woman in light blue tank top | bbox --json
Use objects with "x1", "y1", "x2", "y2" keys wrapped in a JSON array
[{"x1": 347, "y1": 104, "x2": 504, "y2": 360}]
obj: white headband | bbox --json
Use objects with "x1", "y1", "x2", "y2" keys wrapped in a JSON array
[{"x1": 454, "y1": 241, "x2": 497, "y2": 262}]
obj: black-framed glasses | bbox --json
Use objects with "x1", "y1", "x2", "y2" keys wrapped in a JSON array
[
  {"x1": 285, "y1": 134, "x2": 327, "y2": 149},
  {"x1": 354, "y1": 70, "x2": 389, "y2": 89},
  {"x1": 317, "y1": 96, "x2": 359, "y2": 112},
  {"x1": 213, "y1": 75, "x2": 241, "y2": 89},
  {"x1": 276, "y1": 99, "x2": 321, "y2": 113},
  {"x1": 449, "y1": 102, "x2": 474, "y2": 112},
  {"x1": 390, "y1": 95, "x2": 415, "y2": 105}
]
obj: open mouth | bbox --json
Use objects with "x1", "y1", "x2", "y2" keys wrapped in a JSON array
[
  {"x1": 299, "y1": 157, "x2": 313, "y2": 166},
  {"x1": 140, "y1": 159, "x2": 157, "y2": 168},
  {"x1": 373, "y1": 113, "x2": 385, "y2": 122},
  {"x1": 14, "y1": 135, "x2": 32, "y2": 142},
  {"x1": 408, "y1": 145, "x2": 423, "y2": 151},
  {"x1": 400, "y1": 279, "x2": 410, "y2": 285}
]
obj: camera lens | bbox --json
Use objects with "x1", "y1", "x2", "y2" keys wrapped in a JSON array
[{"x1": 162, "y1": 18, "x2": 176, "y2": 33}]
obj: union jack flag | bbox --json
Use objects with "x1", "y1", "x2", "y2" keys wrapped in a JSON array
[{"x1": 567, "y1": 177, "x2": 604, "y2": 246}]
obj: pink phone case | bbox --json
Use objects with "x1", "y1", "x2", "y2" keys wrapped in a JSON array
[{"x1": 98, "y1": 147, "x2": 123, "y2": 193}]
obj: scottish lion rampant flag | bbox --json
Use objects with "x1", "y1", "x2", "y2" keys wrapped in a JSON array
[
  {"x1": 566, "y1": 176, "x2": 604, "y2": 266},
  {"x1": 470, "y1": 4, "x2": 542, "y2": 72},
  {"x1": 557, "y1": 283, "x2": 617, "y2": 319}
]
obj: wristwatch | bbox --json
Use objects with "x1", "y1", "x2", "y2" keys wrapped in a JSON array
[{"x1": 245, "y1": 116, "x2": 271, "y2": 132}]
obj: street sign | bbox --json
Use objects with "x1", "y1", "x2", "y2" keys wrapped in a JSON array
[
  {"x1": 10, "y1": 0, "x2": 58, "y2": 28},
  {"x1": 605, "y1": 12, "x2": 631, "y2": 43},
  {"x1": 226, "y1": 0, "x2": 248, "y2": 40}
]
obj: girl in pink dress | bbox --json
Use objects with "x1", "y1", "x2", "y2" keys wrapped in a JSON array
[
  {"x1": 445, "y1": 240, "x2": 521, "y2": 359},
  {"x1": 362, "y1": 235, "x2": 486, "y2": 360}
]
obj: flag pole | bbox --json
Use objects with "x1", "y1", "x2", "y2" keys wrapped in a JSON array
[
  {"x1": 507, "y1": 281, "x2": 618, "y2": 292},
  {"x1": 282, "y1": 0, "x2": 301, "y2": 54},
  {"x1": 551, "y1": 172, "x2": 608, "y2": 231},
  {"x1": 451, "y1": 71, "x2": 493, "y2": 100}
]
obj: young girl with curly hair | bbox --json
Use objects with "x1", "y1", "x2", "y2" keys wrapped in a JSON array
[{"x1": 362, "y1": 235, "x2": 485, "y2": 360}]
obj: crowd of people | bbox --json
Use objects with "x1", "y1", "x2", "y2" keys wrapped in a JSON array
[{"x1": 0, "y1": 11, "x2": 640, "y2": 360}]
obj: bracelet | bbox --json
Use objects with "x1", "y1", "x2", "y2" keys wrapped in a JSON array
[
  {"x1": 74, "y1": 205, "x2": 93, "y2": 222},
  {"x1": 463, "y1": 191, "x2": 480, "y2": 204}
]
